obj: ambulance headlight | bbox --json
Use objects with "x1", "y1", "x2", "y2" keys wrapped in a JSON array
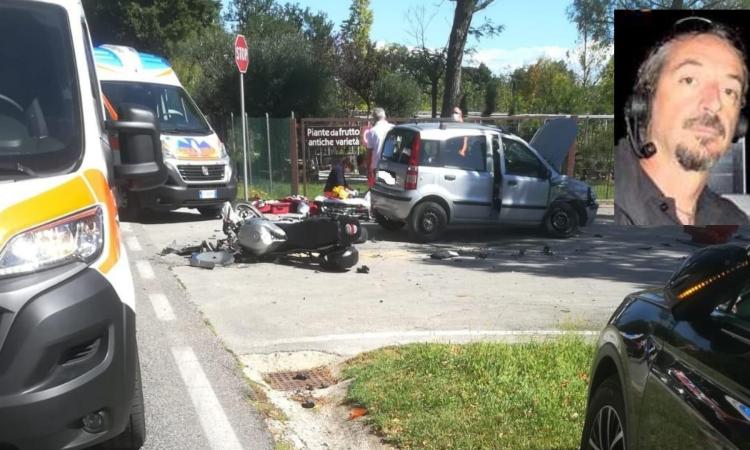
[
  {"x1": 220, "y1": 142, "x2": 229, "y2": 159},
  {"x1": 0, "y1": 206, "x2": 104, "y2": 278}
]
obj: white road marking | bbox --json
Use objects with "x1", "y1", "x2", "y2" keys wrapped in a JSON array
[
  {"x1": 149, "y1": 293, "x2": 175, "y2": 322},
  {"x1": 250, "y1": 329, "x2": 599, "y2": 347},
  {"x1": 120, "y1": 222, "x2": 132, "y2": 233},
  {"x1": 125, "y1": 236, "x2": 142, "y2": 252},
  {"x1": 135, "y1": 260, "x2": 154, "y2": 280},
  {"x1": 171, "y1": 346, "x2": 243, "y2": 450}
]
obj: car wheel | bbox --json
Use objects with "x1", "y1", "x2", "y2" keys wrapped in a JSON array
[
  {"x1": 581, "y1": 375, "x2": 626, "y2": 450},
  {"x1": 545, "y1": 202, "x2": 579, "y2": 238},
  {"x1": 197, "y1": 206, "x2": 223, "y2": 218},
  {"x1": 101, "y1": 352, "x2": 146, "y2": 449},
  {"x1": 409, "y1": 201, "x2": 447, "y2": 242},
  {"x1": 373, "y1": 209, "x2": 405, "y2": 231}
]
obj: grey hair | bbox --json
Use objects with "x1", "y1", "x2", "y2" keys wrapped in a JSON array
[
  {"x1": 633, "y1": 25, "x2": 749, "y2": 122},
  {"x1": 373, "y1": 107, "x2": 386, "y2": 120}
]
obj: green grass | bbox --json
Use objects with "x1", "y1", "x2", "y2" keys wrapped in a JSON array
[{"x1": 343, "y1": 337, "x2": 595, "y2": 450}]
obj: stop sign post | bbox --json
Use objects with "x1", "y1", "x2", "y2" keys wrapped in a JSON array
[{"x1": 235, "y1": 35, "x2": 250, "y2": 200}]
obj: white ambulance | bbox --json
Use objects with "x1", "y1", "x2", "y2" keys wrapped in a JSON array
[
  {"x1": 95, "y1": 45, "x2": 237, "y2": 218},
  {"x1": 0, "y1": 1, "x2": 165, "y2": 448}
]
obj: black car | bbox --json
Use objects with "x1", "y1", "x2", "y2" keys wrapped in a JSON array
[{"x1": 581, "y1": 244, "x2": 750, "y2": 450}]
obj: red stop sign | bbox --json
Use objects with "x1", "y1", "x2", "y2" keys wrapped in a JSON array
[{"x1": 234, "y1": 34, "x2": 249, "y2": 73}]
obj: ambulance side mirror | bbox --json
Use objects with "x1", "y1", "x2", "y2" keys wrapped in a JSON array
[{"x1": 106, "y1": 105, "x2": 167, "y2": 191}]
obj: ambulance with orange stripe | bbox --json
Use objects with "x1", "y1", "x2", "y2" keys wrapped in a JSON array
[
  {"x1": 95, "y1": 45, "x2": 237, "y2": 218},
  {"x1": 0, "y1": 1, "x2": 165, "y2": 448}
]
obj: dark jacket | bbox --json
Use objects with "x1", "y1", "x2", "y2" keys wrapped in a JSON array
[
  {"x1": 324, "y1": 161, "x2": 348, "y2": 192},
  {"x1": 614, "y1": 138, "x2": 749, "y2": 225}
]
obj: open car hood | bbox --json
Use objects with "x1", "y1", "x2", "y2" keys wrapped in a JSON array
[{"x1": 528, "y1": 117, "x2": 578, "y2": 173}]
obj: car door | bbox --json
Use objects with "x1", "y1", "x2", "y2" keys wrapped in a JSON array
[
  {"x1": 436, "y1": 133, "x2": 493, "y2": 220},
  {"x1": 498, "y1": 136, "x2": 551, "y2": 225},
  {"x1": 637, "y1": 297, "x2": 750, "y2": 450}
]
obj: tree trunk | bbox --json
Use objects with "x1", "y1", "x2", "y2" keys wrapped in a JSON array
[
  {"x1": 441, "y1": 0, "x2": 475, "y2": 117},
  {"x1": 431, "y1": 79, "x2": 439, "y2": 118}
]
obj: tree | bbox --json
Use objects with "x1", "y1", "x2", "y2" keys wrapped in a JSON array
[
  {"x1": 373, "y1": 73, "x2": 422, "y2": 118},
  {"x1": 168, "y1": 27, "x2": 233, "y2": 121},
  {"x1": 441, "y1": 0, "x2": 502, "y2": 117},
  {"x1": 341, "y1": 0, "x2": 373, "y2": 56},
  {"x1": 566, "y1": 0, "x2": 748, "y2": 47},
  {"x1": 483, "y1": 78, "x2": 498, "y2": 116},
  {"x1": 404, "y1": 5, "x2": 447, "y2": 118},
  {"x1": 335, "y1": 0, "x2": 379, "y2": 110},
  {"x1": 83, "y1": 0, "x2": 221, "y2": 54},
  {"x1": 244, "y1": 33, "x2": 336, "y2": 117},
  {"x1": 511, "y1": 58, "x2": 581, "y2": 114}
]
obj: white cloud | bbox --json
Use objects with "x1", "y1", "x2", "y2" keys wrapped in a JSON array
[
  {"x1": 467, "y1": 46, "x2": 574, "y2": 74},
  {"x1": 467, "y1": 43, "x2": 613, "y2": 75}
]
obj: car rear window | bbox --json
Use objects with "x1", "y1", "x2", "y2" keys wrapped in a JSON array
[
  {"x1": 382, "y1": 129, "x2": 418, "y2": 164},
  {"x1": 419, "y1": 135, "x2": 487, "y2": 171}
]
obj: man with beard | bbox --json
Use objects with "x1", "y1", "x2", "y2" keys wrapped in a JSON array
[{"x1": 616, "y1": 17, "x2": 750, "y2": 225}]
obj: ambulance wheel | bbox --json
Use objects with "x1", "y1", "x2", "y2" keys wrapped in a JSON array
[
  {"x1": 118, "y1": 192, "x2": 142, "y2": 222},
  {"x1": 102, "y1": 351, "x2": 145, "y2": 449}
]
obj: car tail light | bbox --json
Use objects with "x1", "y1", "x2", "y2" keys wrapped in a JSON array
[
  {"x1": 405, "y1": 134, "x2": 421, "y2": 190},
  {"x1": 405, "y1": 165, "x2": 418, "y2": 190}
]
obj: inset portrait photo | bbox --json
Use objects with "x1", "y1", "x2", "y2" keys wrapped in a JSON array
[{"x1": 614, "y1": 10, "x2": 750, "y2": 226}]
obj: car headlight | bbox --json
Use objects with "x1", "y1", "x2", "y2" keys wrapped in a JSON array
[
  {"x1": 0, "y1": 206, "x2": 104, "y2": 278},
  {"x1": 220, "y1": 142, "x2": 229, "y2": 159}
]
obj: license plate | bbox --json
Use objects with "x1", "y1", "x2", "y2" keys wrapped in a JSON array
[{"x1": 199, "y1": 189, "x2": 217, "y2": 199}]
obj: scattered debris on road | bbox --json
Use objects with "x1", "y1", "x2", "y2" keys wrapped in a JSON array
[
  {"x1": 161, "y1": 202, "x2": 367, "y2": 272},
  {"x1": 356, "y1": 265, "x2": 370, "y2": 274}
]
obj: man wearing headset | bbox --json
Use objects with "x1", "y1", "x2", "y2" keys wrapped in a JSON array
[{"x1": 616, "y1": 16, "x2": 750, "y2": 225}]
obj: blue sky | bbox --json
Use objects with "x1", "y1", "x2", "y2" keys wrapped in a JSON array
[{"x1": 221, "y1": 0, "x2": 584, "y2": 74}]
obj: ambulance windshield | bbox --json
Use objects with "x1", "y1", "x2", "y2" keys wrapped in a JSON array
[
  {"x1": 0, "y1": 1, "x2": 83, "y2": 180},
  {"x1": 101, "y1": 81, "x2": 212, "y2": 136}
]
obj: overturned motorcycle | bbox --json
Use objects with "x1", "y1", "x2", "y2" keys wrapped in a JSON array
[{"x1": 220, "y1": 201, "x2": 367, "y2": 271}]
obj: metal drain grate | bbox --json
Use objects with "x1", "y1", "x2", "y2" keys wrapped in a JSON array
[{"x1": 264, "y1": 366, "x2": 337, "y2": 391}]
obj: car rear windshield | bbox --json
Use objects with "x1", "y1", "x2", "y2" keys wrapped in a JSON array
[
  {"x1": 101, "y1": 81, "x2": 212, "y2": 135},
  {"x1": 382, "y1": 129, "x2": 419, "y2": 164},
  {"x1": 0, "y1": 1, "x2": 83, "y2": 180}
]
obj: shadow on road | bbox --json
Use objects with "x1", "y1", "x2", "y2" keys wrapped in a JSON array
[{"x1": 400, "y1": 225, "x2": 750, "y2": 291}]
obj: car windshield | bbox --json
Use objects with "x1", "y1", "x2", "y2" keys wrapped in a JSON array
[
  {"x1": 0, "y1": 1, "x2": 83, "y2": 181},
  {"x1": 101, "y1": 81, "x2": 211, "y2": 135}
]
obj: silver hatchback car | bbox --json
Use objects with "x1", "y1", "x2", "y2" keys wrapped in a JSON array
[{"x1": 370, "y1": 119, "x2": 599, "y2": 241}]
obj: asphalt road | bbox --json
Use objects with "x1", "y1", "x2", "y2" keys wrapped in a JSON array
[
  {"x1": 114, "y1": 219, "x2": 274, "y2": 450},
  {"x1": 132, "y1": 206, "x2": 750, "y2": 358}
]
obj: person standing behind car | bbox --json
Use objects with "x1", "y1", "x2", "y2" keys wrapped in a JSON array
[{"x1": 366, "y1": 107, "x2": 393, "y2": 187}]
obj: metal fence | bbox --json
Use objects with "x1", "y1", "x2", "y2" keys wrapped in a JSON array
[
  {"x1": 217, "y1": 114, "x2": 293, "y2": 199},
  {"x1": 212, "y1": 114, "x2": 615, "y2": 200}
]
